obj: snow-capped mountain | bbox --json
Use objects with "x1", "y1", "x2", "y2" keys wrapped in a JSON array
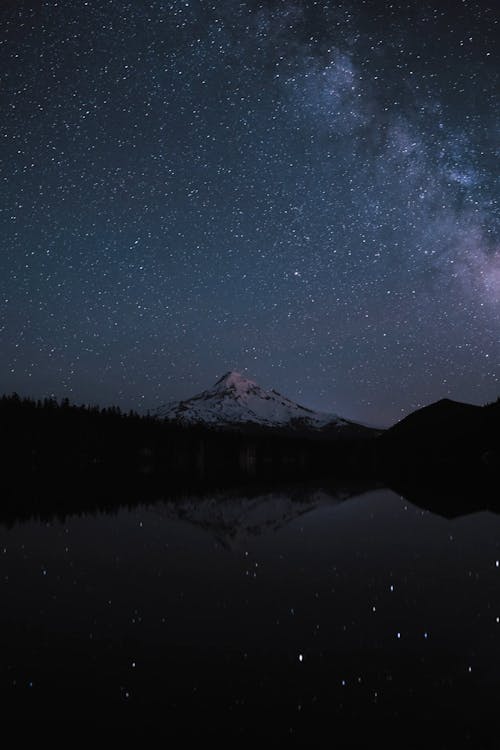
[{"x1": 154, "y1": 370, "x2": 369, "y2": 435}]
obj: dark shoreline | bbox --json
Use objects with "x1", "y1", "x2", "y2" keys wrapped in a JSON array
[{"x1": 1, "y1": 392, "x2": 498, "y2": 524}]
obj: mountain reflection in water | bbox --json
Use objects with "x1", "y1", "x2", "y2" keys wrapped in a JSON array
[{"x1": 0, "y1": 482, "x2": 499, "y2": 742}]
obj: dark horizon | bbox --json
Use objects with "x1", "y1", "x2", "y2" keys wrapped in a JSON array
[{"x1": 1, "y1": 370, "x2": 499, "y2": 430}]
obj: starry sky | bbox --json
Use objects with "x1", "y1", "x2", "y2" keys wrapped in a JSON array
[{"x1": 1, "y1": 0, "x2": 498, "y2": 426}]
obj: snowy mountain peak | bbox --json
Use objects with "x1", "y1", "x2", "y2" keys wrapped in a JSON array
[
  {"x1": 153, "y1": 371, "x2": 368, "y2": 434},
  {"x1": 213, "y1": 370, "x2": 258, "y2": 394}
]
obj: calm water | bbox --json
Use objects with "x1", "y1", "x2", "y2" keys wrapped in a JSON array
[{"x1": 1, "y1": 485, "x2": 500, "y2": 740}]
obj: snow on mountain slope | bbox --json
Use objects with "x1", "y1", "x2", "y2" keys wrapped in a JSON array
[{"x1": 154, "y1": 370, "x2": 350, "y2": 430}]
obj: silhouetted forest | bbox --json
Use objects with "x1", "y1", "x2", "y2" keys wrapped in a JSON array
[
  {"x1": 1, "y1": 392, "x2": 498, "y2": 523},
  {"x1": 0, "y1": 391, "x2": 369, "y2": 489}
]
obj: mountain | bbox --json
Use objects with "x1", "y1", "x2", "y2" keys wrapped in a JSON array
[
  {"x1": 383, "y1": 398, "x2": 483, "y2": 440},
  {"x1": 154, "y1": 371, "x2": 374, "y2": 437},
  {"x1": 377, "y1": 397, "x2": 500, "y2": 475}
]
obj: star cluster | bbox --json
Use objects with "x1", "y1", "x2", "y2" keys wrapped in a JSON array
[{"x1": 1, "y1": 0, "x2": 498, "y2": 424}]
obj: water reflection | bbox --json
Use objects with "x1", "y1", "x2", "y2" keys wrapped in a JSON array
[
  {"x1": 0, "y1": 483, "x2": 499, "y2": 739},
  {"x1": 156, "y1": 483, "x2": 373, "y2": 548}
]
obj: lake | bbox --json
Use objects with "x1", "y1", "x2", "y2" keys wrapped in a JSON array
[{"x1": 0, "y1": 484, "x2": 499, "y2": 741}]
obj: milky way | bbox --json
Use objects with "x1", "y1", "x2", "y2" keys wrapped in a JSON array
[{"x1": 1, "y1": 0, "x2": 498, "y2": 424}]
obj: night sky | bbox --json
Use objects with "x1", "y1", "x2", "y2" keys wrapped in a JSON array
[{"x1": 1, "y1": 0, "x2": 498, "y2": 426}]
